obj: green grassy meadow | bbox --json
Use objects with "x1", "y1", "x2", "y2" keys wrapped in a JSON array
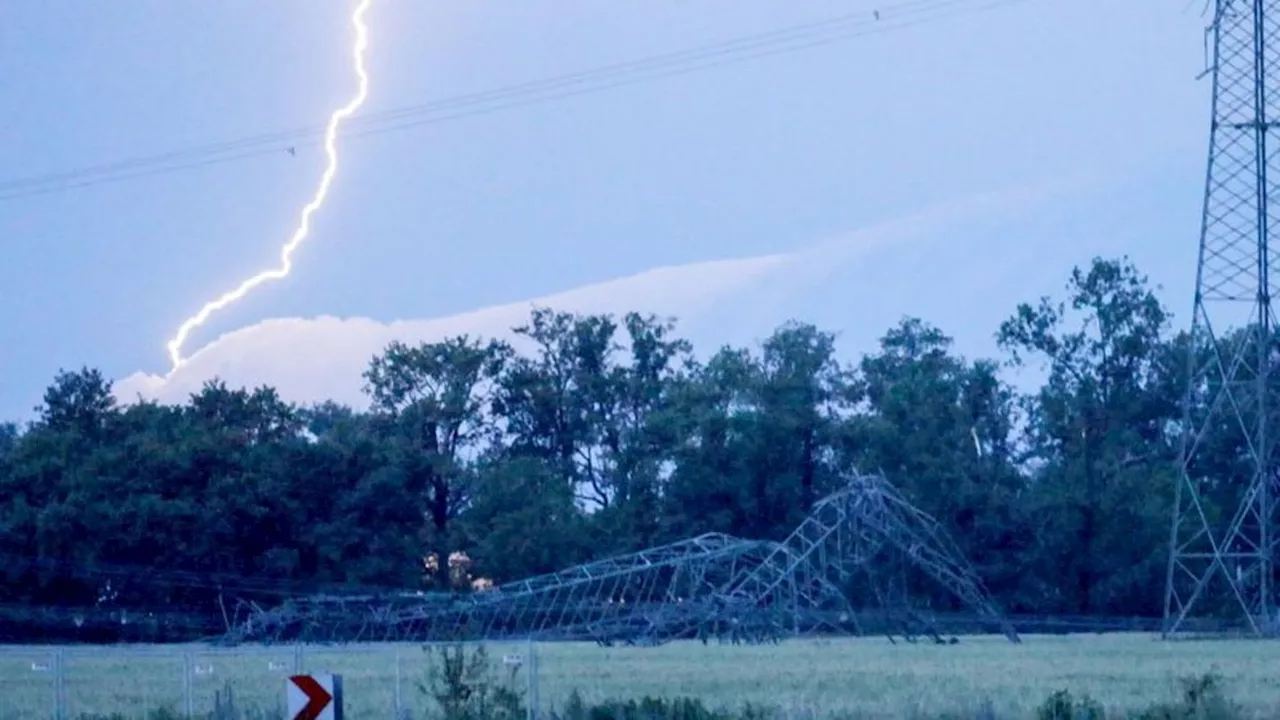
[{"x1": 1, "y1": 633, "x2": 1278, "y2": 718}]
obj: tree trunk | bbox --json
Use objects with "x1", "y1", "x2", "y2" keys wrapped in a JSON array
[
  {"x1": 429, "y1": 474, "x2": 451, "y2": 590},
  {"x1": 800, "y1": 427, "x2": 816, "y2": 512},
  {"x1": 418, "y1": 421, "x2": 451, "y2": 590},
  {"x1": 1077, "y1": 414, "x2": 1098, "y2": 615}
]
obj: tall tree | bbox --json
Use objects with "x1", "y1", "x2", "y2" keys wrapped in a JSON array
[
  {"x1": 36, "y1": 367, "x2": 116, "y2": 441},
  {"x1": 0, "y1": 422, "x2": 19, "y2": 459},
  {"x1": 0, "y1": 277, "x2": 1233, "y2": 641},
  {"x1": 660, "y1": 346, "x2": 758, "y2": 538},
  {"x1": 854, "y1": 317, "x2": 1029, "y2": 607},
  {"x1": 492, "y1": 308, "x2": 694, "y2": 552},
  {"x1": 588, "y1": 312, "x2": 692, "y2": 551},
  {"x1": 458, "y1": 455, "x2": 589, "y2": 584},
  {"x1": 998, "y1": 256, "x2": 1179, "y2": 614},
  {"x1": 495, "y1": 308, "x2": 620, "y2": 508},
  {"x1": 364, "y1": 336, "x2": 510, "y2": 589},
  {"x1": 757, "y1": 322, "x2": 854, "y2": 516},
  {"x1": 663, "y1": 322, "x2": 855, "y2": 542}
]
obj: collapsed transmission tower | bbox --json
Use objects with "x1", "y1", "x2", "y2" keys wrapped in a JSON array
[
  {"x1": 225, "y1": 470, "x2": 1019, "y2": 646},
  {"x1": 1164, "y1": 0, "x2": 1280, "y2": 637}
]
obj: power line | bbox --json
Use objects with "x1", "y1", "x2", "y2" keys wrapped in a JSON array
[
  {"x1": 0, "y1": 0, "x2": 984, "y2": 195},
  {"x1": 0, "y1": 0, "x2": 1031, "y2": 202}
]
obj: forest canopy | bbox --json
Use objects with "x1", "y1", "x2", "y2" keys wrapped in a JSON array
[{"x1": 0, "y1": 256, "x2": 1260, "y2": 642}]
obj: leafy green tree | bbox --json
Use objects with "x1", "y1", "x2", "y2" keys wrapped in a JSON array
[
  {"x1": 0, "y1": 421, "x2": 18, "y2": 458},
  {"x1": 753, "y1": 321, "x2": 856, "y2": 526},
  {"x1": 0, "y1": 368, "x2": 126, "y2": 615},
  {"x1": 998, "y1": 256, "x2": 1178, "y2": 614},
  {"x1": 663, "y1": 322, "x2": 856, "y2": 542},
  {"x1": 364, "y1": 336, "x2": 511, "y2": 589},
  {"x1": 36, "y1": 367, "x2": 116, "y2": 440},
  {"x1": 494, "y1": 308, "x2": 620, "y2": 508},
  {"x1": 457, "y1": 455, "x2": 589, "y2": 583},
  {"x1": 853, "y1": 317, "x2": 1030, "y2": 608},
  {"x1": 586, "y1": 312, "x2": 693, "y2": 551},
  {"x1": 492, "y1": 308, "x2": 694, "y2": 553},
  {"x1": 0, "y1": 264, "x2": 1237, "y2": 640},
  {"x1": 661, "y1": 346, "x2": 762, "y2": 539}
]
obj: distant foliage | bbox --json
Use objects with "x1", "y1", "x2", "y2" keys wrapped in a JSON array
[
  {"x1": 1128, "y1": 673, "x2": 1242, "y2": 720},
  {"x1": 210, "y1": 681, "x2": 284, "y2": 720},
  {"x1": 539, "y1": 673, "x2": 1250, "y2": 720},
  {"x1": 1032, "y1": 673, "x2": 1244, "y2": 720},
  {"x1": 0, "y1": 257, "x2": 1269, "y2": 641},
  {"x1": 1035, "y1": 690, "x2": 1105, "y2": 720},
  {"x1": 550, "y1": 692, "x2": 749, "y2": 720},
  {"x1": 39, "y1": 667, "x2": 1259, "y2": 720},
  {"x1": 419, "y1": 643, "x2": 525, "y2": 720}
]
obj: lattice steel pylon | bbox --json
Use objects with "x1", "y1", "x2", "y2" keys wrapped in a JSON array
[
  {"x1": 1164, "y1": 0, "x2": 1280, "y2": 638},
  {"x1": 224, "y1": 470, "x2": 1018, "y2": 645}
]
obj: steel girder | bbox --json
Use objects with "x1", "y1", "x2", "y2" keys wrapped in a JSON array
[{"x1": 226, "y1": 470, "x2": 1018, "y2": 645}]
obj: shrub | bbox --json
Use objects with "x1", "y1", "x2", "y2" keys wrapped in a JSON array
[
  {"x1": 73, "y1": 709, "x2": 184, "y2": 720},
  {"x1": 1035, "y1": 689, "x2": 1105, "y2": 720},
  {"x1": 1127, "y1": 672, "x2": 1243, "y2": 720},
  {"x1": 419, "y1": 642, "x2": 526, "y2": 720},
  {"x1": 550, "y1": 692, "x2": 736, "y2": 720},
  {"x1": 209, "y1": 680, "x2": 284, "y2": 720}
]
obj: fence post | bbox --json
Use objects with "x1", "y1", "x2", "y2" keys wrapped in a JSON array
[
  {"x1": 394, "y1": 650, "x2": 403, "y2": 720},
  {"x1": 525, "y1": 636, "x2": 539, "y2": 720},
  {"x1": 182, "y1": 651, "x2": 195, "y2": 718},
  {"x1": 53, "y1": 648, "x2": 66, "y2": 720}
]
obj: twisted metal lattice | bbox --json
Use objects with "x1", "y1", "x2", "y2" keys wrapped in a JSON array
[{"x1": 225, "y1": 470, "x2": 1019, "y2": 645}]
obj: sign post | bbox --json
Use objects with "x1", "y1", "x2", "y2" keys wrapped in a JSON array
[{"x1": 287, "y1": 674, "x2": 343, "y2": 720}]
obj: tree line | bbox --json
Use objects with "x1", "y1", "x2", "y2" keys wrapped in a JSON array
[{"x1": 0, "y1": 256, "x2": 1266, "y2": 642}]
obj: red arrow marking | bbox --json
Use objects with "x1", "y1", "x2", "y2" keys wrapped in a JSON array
[{"x1": 290, "y1": 675, "x2": 333, "y2": 720}]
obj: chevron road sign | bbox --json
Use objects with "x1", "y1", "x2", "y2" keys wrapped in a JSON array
[{"x1": 287, "y1": 674, "x2": 343, "y2": 720}]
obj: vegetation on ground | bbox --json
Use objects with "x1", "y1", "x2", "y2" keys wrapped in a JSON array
[
  {"x1": 3, "y1": 636, "x2": 1277, "y2": 719},
  {"x1": 51, "y1": 641, "x2": 1267, "y2": 719}
]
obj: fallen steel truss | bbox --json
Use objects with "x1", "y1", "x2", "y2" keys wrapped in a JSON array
[{"x1": 225, "y1": 470, "x2": 1019, "y2": 645}]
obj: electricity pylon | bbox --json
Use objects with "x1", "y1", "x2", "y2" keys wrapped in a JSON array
[{"x1": 1164, "y1": 0, "x2": 1280, "y2": 638}]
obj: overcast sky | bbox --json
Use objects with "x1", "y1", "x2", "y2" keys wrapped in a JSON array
[{"x1": 1, "y1": 1, "x2": 1210, "y2": 419}]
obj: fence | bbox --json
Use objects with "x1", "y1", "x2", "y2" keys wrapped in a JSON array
[
  {"x1": 0, "y1": 640, "x2": 547, "y2": 719},
  {"x1": 1, "y1": 621, "x2": 1258, "y2": 719}
]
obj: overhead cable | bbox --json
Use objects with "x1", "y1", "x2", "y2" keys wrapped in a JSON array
[{"x1": 0, "y1": 0, "x2": 1030, "y2": 201}]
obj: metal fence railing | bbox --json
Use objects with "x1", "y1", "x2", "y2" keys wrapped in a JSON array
[
  {"x1": 0, "y1": 618, "x2": 1254, "y2": 719},
  {"x1": 0, "y1": 640, "x2": 562, "y2": 720}
]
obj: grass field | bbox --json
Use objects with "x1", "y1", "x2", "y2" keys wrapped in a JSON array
[{"x1": 1, "y1": 633, "x2": 1278, "y2": 718}]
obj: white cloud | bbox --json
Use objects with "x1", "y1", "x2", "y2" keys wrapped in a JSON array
[
  {"x1": 112, "y1": 184, "x2": 1057, "y2": 410},
  {"x1": 113, "y1": 254, "x2": 787, "y2": 409}
]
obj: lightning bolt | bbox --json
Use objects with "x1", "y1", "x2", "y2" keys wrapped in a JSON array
[{"x1": 165, "y1": 0, "x2": 373, "y2": 372}]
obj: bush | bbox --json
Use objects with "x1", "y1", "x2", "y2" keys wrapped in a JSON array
[
  {"x1": 73, "y1": 709, "x2": 185, "y2": 720},
  {"x1": 55, "y1": 671, "x2": 1256, "y2": 720},
  {"x1": 209, "y1": 680, "x2": 284, "y2": 720},
  {"x1": 1127, "y1": 672, "x2": 1243, "y2": 720},
  {"x1": 1035, "y1": 689, "x2": 1105, "y2": 720},
  {"x1": 1030, "y1": 673, "x2": 1245, "y2": 720},
  {"x1": 550, "y1": 691, "x2": 744, "y2": 720},
  {"x1": 420, "y1": 642, "x2": 526, "y2": 720},
  {"x1": 68, "y1": 682, "x2": 282, "y2": 720},
  {"x1": 537, "y1": 671, "x2": 1251, "y2": 720}
]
